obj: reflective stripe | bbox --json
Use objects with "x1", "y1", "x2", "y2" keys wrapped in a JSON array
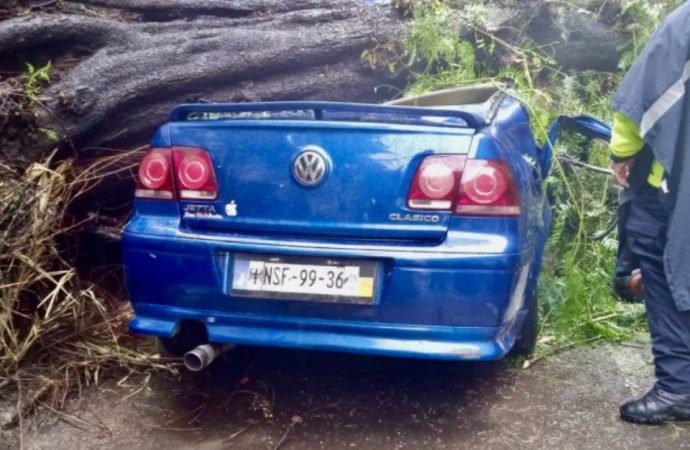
[
  {"x1": 640, "y1": 59, "x2": 690, "y2": 137},
  {"x1": 661, "y1": 179, "x2": 669, "y2": 194}
]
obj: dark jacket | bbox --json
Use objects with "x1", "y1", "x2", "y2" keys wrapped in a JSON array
[{"x1": 613, "y1": 1, "x2": 690, "y2": 311}]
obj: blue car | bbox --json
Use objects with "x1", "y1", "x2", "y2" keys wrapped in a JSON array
[{"x1": 124, "y1": 84, "x2": 553, "y2": 368}]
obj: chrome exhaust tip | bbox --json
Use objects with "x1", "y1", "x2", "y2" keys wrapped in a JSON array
[{"x1": 183, "y1": 344, "x2": 233, "y2": 372}]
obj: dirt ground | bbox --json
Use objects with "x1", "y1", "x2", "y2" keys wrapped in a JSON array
[{"x1": 5, "y1": 341, "x2": 690, "y2": 450}]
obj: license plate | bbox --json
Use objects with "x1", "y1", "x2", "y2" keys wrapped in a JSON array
[{"x1": 231, "y1": 254, "x2": 378, "y2": 304}]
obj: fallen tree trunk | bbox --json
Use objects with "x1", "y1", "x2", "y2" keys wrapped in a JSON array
[
  {"x1": 0, "y1": 0, "x2": 632, "y2": 166},
  {"x1": 0, "y1": 1, "x2": 404, "y2": 165}
]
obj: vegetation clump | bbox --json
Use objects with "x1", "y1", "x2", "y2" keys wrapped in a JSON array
[
  {"x1": 0, "y1": 62, "x2": 55, "y2": 166},
  {"x1": 0, "y1": 148, "x2": 174, "y2": 426}
]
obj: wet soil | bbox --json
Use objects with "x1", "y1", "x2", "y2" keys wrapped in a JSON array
[{"x1": 8, "y1": 341, "x2": 690, "y2": 450}]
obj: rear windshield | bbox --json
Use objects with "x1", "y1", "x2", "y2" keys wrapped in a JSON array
[
  {"x1": 184, "y1": 109, "x2": 469, "y2": 128},
  {"x1": 186, "y1": 110, "x2": 315, "y2": 121}
]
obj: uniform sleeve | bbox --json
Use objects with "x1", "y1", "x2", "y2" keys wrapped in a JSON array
[{"x1": 610, "y1": 112, "x2": 645, "y2": 162}]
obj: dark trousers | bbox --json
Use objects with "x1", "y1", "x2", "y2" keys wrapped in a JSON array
[{"x1": 627, "y1": 183, "x2": 690, "y2": 394}]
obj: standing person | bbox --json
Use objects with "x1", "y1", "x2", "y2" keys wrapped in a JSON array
[{"x1": 610, "y1": 1, "x2": 690, "y2": 424}]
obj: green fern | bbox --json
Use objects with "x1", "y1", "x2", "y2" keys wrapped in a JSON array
[{"x1": 24, "y1": 61, "x2": 52, "y2": 104}]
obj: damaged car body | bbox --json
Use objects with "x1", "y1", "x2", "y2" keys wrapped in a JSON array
[{"x1": 123, "y1": 84, "x2": 553, "y2": 368}]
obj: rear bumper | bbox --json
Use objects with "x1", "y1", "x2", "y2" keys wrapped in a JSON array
[
  {"x1": 124, "y1": 226, "x2": 533, "y2": 360},
  {"x1": 131, "y1": 304, "x2": 527, "y2": 360}
]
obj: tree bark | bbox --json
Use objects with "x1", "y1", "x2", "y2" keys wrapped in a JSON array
[
  {"x1": 0, "y1": 0, "x2": 632, "y2": 166},
  {"x1": 0, "y1": 1, "x2": 403, "y2": 165}
]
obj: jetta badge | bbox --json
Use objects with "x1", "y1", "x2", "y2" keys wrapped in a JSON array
[{"x1": 292, "y1": 147, "x2": 328, "y2": 187}]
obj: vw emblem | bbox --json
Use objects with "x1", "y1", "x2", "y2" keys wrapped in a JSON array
[{"x1": 292, "y1": 148, "x2": 329, "y2": 186}]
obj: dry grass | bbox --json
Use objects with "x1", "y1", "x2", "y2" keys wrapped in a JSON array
[{"x1": 0, "y1": 149, "x2": 177, "y2": 426}]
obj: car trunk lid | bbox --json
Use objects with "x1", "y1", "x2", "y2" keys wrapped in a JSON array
[{"x1": 168, "y1": 103, "x2": 478, "y2": 241}]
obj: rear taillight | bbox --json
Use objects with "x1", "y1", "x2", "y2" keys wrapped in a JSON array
[
  {"x1": 408, "y1": 155, "x2": 465, "y2": 210},
  {"x1": 172, "y1": 147, "x2": 218, "y2": 200},
  {"x1": 408, "y1": 156, "x2": 520, "y2": 216},
  {"x1": 135, "y1": 147, "x2": 217, "y2": 201},
  {"x1": 456, "y1": 160, "x2": 520, "y2": 216},
  {"x1": 135, "y1": 149, "x2": 175, "y2": 199}
]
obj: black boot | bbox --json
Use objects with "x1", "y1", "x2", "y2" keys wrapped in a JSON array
[{"x1": 620, "y1": 387, "x2": 690, "y2": 424}]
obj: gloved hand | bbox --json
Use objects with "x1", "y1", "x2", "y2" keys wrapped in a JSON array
[{"x1": 612, "y1": 158, "x2": 636, "y2": 188}]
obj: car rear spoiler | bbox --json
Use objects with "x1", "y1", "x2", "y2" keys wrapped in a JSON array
[{"x1": 169, "y1": 101, "x2": 486, "y2": 129}]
